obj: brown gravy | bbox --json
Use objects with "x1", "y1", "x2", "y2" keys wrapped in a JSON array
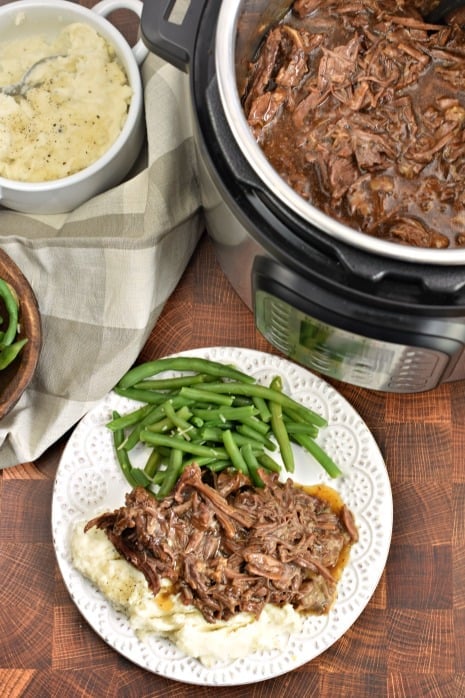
[
  {"x1": 301, "y1": 482, "x2": 355, "y2": 583},
  {"x1": 242, "y1": 0, "x2": 465, "y2": 249}
]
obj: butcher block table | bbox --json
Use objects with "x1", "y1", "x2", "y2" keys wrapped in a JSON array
[
  {"x1": 1, "y1": 1, "x2": 465, "y2": 695},
  {"x1": 0, "y1": 232, "x2": 463, "y2": 697}
]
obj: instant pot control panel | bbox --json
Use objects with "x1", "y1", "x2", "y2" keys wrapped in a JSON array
[{"x1": 253, "y1": 257, "x2": 465, "y2": 392}]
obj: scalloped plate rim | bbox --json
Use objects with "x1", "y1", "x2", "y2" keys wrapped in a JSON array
[{"x1": 52, "y1": 346, "x2": 393, "y2": 686}]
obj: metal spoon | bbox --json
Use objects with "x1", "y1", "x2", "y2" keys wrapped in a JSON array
[
  {"x1": 425, "y1": 0, "x2": 465, "y2": 23},
  {"x1": 0, "y1": 55, "x2": 63, "y2": 97}
]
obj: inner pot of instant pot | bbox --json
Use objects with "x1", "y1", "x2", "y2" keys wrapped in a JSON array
[
  {"x1": 141, "y1": 0, "x2": 465, "y2": 392},
  {"x1": 216, "y1": 0, "x2": 465, "y2": 265}
]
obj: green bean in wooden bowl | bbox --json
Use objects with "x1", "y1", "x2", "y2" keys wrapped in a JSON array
[{"x1": 0, "y1": 248, "x2": 42, "y2": 420}]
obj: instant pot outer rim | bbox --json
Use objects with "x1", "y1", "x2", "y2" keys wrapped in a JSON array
[{"x1": 214, "y1": 0, "x2": 465, "y2": 268}]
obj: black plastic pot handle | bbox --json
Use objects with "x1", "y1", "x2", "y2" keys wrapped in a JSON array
[{"x1": 140, "y1": 0, "x2": 207, "y2": 73}]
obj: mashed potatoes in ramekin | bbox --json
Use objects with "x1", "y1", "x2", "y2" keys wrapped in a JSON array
[
  {"x1": 71, "y1": 523, "x2": 303, "y2": 668},
  {"x1": 0, "y1": 22, "x2": 132, "y2": 182}
]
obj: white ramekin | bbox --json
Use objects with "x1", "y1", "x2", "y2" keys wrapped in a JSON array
[{"x1": 0, "y1": 0, "x2": 148, "y2": 214}]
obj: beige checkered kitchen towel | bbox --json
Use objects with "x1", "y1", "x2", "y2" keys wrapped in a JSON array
[{"x1": 0, "y1": 54, "x2": 203, "y2": 468}]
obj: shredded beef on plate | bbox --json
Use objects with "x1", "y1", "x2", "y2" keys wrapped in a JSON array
[
  {"x1": 85, "y1": 464, "x2": 358, "y2": 623},
  {"x1": 242, "y1": 0, "x2": 465, "y2": 248}
]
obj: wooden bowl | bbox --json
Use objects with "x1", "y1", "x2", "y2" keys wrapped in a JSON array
[{"x1": 0, "y1": 249, "x2": 42, "y2": 420}]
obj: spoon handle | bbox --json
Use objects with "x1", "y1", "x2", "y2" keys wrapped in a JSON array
[{"x1": 0, "y1": 55, "x2": 64, "y2": 97}]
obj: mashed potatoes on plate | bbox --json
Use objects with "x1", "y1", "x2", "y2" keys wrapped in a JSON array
[
  {"x1": 0, "y1": 22, "x2": 132, "y2": 182},
  {"x1": 71, "y1": 523, "x2": 303, "y2": 667}
]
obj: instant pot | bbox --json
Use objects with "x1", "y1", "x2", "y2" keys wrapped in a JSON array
[{"x1": 141, "y1": 0, "x2": 465, "y2": 393}]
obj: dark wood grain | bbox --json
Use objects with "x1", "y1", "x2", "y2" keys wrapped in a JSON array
[
  {"x1": 1, "y1": 232, "x2": 463, "y2": 698},
  {"x1": 1, "y1": 2, "x2": 464, "y2": 695}
]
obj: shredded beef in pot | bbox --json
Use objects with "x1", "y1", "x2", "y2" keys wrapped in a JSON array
[
  {"x1": 85, "y1": 464, "x2": 358, "y2": 623},
  {"x1": 242, "y1": 0, "x2": 465, "y2": 248}
]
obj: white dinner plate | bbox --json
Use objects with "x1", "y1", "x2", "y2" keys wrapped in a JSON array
[{"x1": 52, "y1": 346, "x2": 393, "y2": 686}]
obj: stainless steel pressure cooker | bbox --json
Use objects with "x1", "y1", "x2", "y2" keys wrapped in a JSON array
[{"x1": 141, "y1": 0, "x2": 465, "y2": 393}]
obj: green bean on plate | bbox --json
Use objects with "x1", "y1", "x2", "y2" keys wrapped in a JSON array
[{"x1": 107, "y1": 355, "x2": 343, "y2": 498}]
